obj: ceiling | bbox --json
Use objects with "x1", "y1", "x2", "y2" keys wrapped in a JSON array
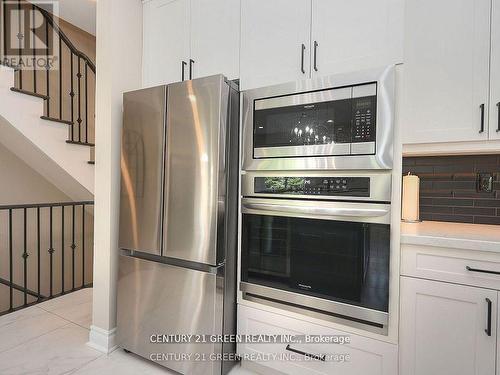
[{"x1": 37, "y1": 0, "x2": 96, "y2": 36}]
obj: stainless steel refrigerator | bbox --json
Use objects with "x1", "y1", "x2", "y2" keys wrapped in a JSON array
[{"x1": 116, "y1": 75, "x2": 239, "y2": 375}]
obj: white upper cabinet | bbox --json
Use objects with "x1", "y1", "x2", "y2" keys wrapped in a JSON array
[
  {"x1": 143, "y1": 0, "x2": 190, "y2": 87},
  {"x1": 401, "y1": 0, "x2": 491, "y2": 144},
  {"x1": 400, "y1": 277, "x2": 497, "y2": 375},
  {"x1": 239, "y1": 0, "x2": 312, "y2": 91},
  {"x1": 310, "y1": 0, "x2": 404, "y2": 78},
  {"x1": 142, "y1": 0, "x2": 240, "y2": 87},
  {"x1": 190, "y1": 0, "x2": 240, "y2": 80},
  {"x1": 490, "y1": 0, "x2": 500, "y2": 140}
]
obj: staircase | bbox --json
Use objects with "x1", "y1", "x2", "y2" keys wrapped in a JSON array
[{"x1": 0, "y1": 0, "x2": 96, "y2": 199}]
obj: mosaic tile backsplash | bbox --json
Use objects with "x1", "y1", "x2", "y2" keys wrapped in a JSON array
[{"x1": 402, "y1": 155, "x2": 500, "y2": 225}]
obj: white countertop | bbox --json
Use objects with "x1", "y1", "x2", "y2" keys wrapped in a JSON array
[{"x1": 401, "y1": 221, "x2": 500, "y2": 253}]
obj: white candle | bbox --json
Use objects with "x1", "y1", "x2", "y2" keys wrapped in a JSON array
[{"x1": 402, "y1": 173, "x2": 420, "y2": 222}]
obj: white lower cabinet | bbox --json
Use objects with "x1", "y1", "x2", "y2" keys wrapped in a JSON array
[
  {"x1": 237, "y1": 305, "x2": 397, "y2": 375},
  {"x1": 400, "y1": 276, "x2": 497, "y2": 375}
]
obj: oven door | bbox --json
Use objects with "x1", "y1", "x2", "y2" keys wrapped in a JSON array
[{"x1": 240, "y1": 198, "x2": 390, "y2": 328}]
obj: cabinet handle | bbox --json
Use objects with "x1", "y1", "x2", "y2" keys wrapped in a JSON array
[
  {"x1": 285, "y1": 345, "x2": 326, "y2": 361},
  {"x1": 496, "y1": 102, "x2": 500, "y2": 132},
  {"x1": 300, "y1": 44, "x2": 306, "y2": 74},
  {"x1": 181, "y1": 61, "x2": 187, "y2": 81},
  {"x1": 479, "y1": 104, "x2": 485, "y2": 133},
  {"x1": 189, "y1": 59, "x2": 194, "y2": 80},
  {"x1": 466, "y1": 265, "x2": 500, "y2": 275},
  {"x1": 485, "y1": 298, "x2": 492, "y2": 337},
  {"x1": 313, "y1": 41, "x2": 318, "y2": 72}
]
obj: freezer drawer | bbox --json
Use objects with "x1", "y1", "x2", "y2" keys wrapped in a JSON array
[
  {"x1": 119, "y1": 86, "x2": 166, "y2": 256},
  {"x1": 116, "y1": 254, "x2": 224, "y2": 375}
]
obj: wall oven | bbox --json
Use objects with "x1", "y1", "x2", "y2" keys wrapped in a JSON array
[
  {"x1": 241, "y1": 66, "x2": 394, "y2": 171},
  {"x1": 239, "y1": 173, "x2": 391, "y2": 333},
  {"x1": 239, "y1": 66, "x2": 395, "y2": 334}
]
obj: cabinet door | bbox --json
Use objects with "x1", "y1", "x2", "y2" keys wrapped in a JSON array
[
  {"x1": 190, "y1": 0, "x2": 240, "y2": 80},
  {"x1": 400, "y1": 277, "x2": 496, "y2": 375},
  {"x1": 142, "y1": 0, "x2": 190, "y2": 86},
  {"x1": 401, "y1": 0, "x2": 491, "y2": 144},
  {"x1": 311, "y1": 0, "x2": 403, "y2": 77},
  {"x1": 240, "y1": 0, "x2": 311, "y2": 91},
  {"x1": 490, "y1": 0, "x2": 500, "y2": 140}
]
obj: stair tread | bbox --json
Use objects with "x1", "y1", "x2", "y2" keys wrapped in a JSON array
[
  {"x1": 66, "y1": 140, "x2": 95, "y2": 147},
  {"x1": 10, "y1": 87, "x2": 49, "y2": 100},
  {"x1": 40, "y1": 116, "x2": 73, "y2": 126}
]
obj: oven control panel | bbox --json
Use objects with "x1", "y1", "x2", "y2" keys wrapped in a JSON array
[{"x1": 254, "y1": 177, "x2": 370, "y2": 197}]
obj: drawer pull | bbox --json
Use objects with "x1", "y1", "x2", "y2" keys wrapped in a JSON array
[
  {"x1": 485, "y1": 298, "x2": 492, "y2": 337},
  {"x1": 465, "y1": 266, "x2": 500, "y2": 275},
  {"x1": 300, "y1": 44, "x2": 306, "y2": 74},
  {"x1": 479, "y1": 104, "x2": 485, "y2": 133},
  {"x1": 285, "y1": 344, "x2": 326, "y2": 362}
]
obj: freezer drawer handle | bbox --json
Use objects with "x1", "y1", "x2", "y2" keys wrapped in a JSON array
[
  {"x1": 485, "y1": 298, "x2": 492, "y2": 337},
  {"x1": 465, "y1": 266, "x2": 500, "y2": 276},
  {"x1": 242, "y1": 202, "x2": 389, "y2": 218},
  {"x1": 285, "y1": 345, "x2": 326, "y2": 362}
]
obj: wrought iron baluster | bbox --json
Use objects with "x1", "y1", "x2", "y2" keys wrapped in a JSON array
[
  {"x1": 22, "y1": 207, "x2": 28, "y2": 306},
  {"x1": 77, "y1": 56, "x2": 81, "y2": 142},
  {"x1": 37, "y1": 207, "x2": 41, "y2": 301},
  {"x1": 70, "y1": 52, "x2": 74, "y2": 140},
  {"x1": 16, "y1": 0, "x2": 23, "y2": 89},
  {"x1": 48, "y1": 206, "x2": 53, "y2": 297},
  {"x1": 59, "y1": 36, "x2": 62, "y2": 119},
  {"x1": 3, "y1": 0, "x2": 7, "y2": 61},
  {"x1": 71, "y1": 204, "x2": 76, "y2": 291},
  {"x1": 85, "y1": 63, "x2": 88, "y2": 143},
  {"x1": 81, "y1": 203, "x2": 85, "y2": 287},
  {"x1": 32, "y1": 4, "x2": 36, "y2": 93},
  {"x1": 61, "y1": 205, "x2": 64, "y2": 294},
  {"x1": 45, "y1": 15, "x2": 50, "y2": 116},
  {"x1": 8, "y1": 209, "x2": 13, "y2": 311}
]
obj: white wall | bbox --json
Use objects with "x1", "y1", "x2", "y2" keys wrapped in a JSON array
[
  {"x1": 0, "y1": 143, "x2": 70, "y2": 204},
  {"x1": 89, "y1": 0, "x2": 143, "y2": 354}
]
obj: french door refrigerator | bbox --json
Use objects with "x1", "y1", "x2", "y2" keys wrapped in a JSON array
[{"x1": 117, "y1": 75, "x2": 239, "y2": 375}]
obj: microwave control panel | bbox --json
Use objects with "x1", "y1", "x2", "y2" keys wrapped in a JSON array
[
  {"x1": 254, "y1": 177, "x2": 370, "y2": 197},
  {"x1": 352, "y1": 96, "x2": 376, "y2": 143}
]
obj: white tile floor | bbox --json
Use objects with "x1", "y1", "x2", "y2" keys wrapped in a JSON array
[{"x1": 0, "y1": 289, "x2": 257, "y2": 375}]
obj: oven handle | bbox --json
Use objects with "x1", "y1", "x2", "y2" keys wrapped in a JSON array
[{"x1": 242, "y1": 201, "x2": 389, "y2": 218}]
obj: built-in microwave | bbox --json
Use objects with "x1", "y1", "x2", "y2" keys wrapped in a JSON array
[{"x1": 241, "y1": 66, "x2": 395, "y2": 171}]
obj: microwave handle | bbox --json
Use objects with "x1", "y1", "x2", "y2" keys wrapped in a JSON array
[{"x1": 242, "y1": 201, "x2": 389, "y2": 218}]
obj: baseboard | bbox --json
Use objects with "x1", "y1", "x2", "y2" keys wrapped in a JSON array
[{"x1": 87, "y1": 325, "x2": 118, "y2": 354}]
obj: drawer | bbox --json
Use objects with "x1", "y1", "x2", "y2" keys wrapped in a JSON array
[
  {"x1": 401, "y1": 244, "x2": 500, "y2": 289},
  {"x1": 237, "y1": 305, "x2": 397, "y2": 375}
]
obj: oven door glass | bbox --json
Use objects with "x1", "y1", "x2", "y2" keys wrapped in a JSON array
[
  {"x1": 241, "y1": 213, "x2": 390, "y2": 312},
  {"x1": 253, "y1": 88, "x2": 353, "y2": 157}
]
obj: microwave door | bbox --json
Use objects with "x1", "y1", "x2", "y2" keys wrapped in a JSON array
[
  {"x1": 119, "y1": 86, "x2": 166, "y2": 256},
  {"x1": 162, "y1": 76, "x2": 228, "y2": 266},
  {"x1": 252, "y1": 87, "x2": 352, "y2": 158}
]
